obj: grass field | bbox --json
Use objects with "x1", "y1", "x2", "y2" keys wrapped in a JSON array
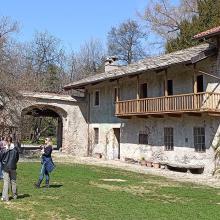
[{"x1": 0, "y1": 162, "x2": 220, "y2": 220}]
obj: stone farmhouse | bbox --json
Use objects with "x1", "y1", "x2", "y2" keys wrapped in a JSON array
[
  {"x1": 63, "y1": 26, "x2": 220, "y2": 174},
  {"x1": 2, "y1": 26, "x2": 220, "y2": 175}
]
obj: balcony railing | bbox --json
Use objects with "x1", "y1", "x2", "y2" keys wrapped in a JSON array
[{"x1": 115, "y1": 92, "x2": 220, "y2": 116}]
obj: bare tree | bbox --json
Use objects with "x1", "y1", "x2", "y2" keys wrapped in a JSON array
[
  {"x1": 67, "y1": 38, "x2": 105, "y2": 80},
  {"x1": 23, "y1": 31, "x2": 68, "y2": 92},
  {"x1": 0, "y1": 17, "x2": 19, "y2": 74},
  {"x1": 79, "y1": 38, "x2": 105, "y2": 74},
  {"x1": 0, "y1": 17, "x2": 20, "y2": 121},
  {"x1": 0, "y1": 16, "x2": 19, "y2": 46},
  {"x1": 107, "y1": 19, "x2": 147, "y2": 64},
  {"x1": 140, "y1": 0, "x2": 198, "y2": 42},
  {"x1": 26, "y1": 31, "x2": 65, "y2": 75}
]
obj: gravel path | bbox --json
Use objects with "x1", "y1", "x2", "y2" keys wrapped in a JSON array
[{"x1": 20, "y1": 151, "x2": 220, "y2": 188}]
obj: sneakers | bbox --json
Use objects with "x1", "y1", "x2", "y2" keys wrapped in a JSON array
[
  {"x1": 45, "y1": 180, "x2": 50, "y2": 188},
  {"x1": 34, "y1": 183, "x2": 40, "y2": 188},
  {"x1": 1, "y1": 195, "x2": 17, "y2": 201},
  {"x1": 1, "y1": 197, "x2": 9, "y2": 202},
  {"x1": 34, "y1": 179, "x2": 42, "y2": 188}
]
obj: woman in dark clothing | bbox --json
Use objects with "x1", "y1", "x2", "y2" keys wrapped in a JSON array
[
  {"x1": 35, "y1": 137, "x2": 55, "y2": 188},
  {"x1": 0, "y1": 136, "x2": 19, "y2": 201},
  {"x1": 0, "y1": 137, "x2": 6, "y2": 179}
]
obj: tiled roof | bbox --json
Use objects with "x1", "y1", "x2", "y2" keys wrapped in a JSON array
[
  {"x1": 193, "y1": 26, "x2": 220, "y2": 40},
  {"x1": 64, "y1": 43, "x2": 216, "y2": 90}
]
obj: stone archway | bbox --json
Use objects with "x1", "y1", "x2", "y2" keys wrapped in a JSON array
[
  {"x1": 21, "y1": 104, "x2": 67, "y2": 149},
  {"x1": 1, "y1": 91, "x2": 88, "y2": 156}
]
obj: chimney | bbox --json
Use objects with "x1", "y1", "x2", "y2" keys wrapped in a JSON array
[{"x1": 105, "y1": 56, "x2": 119, "y2": 72}]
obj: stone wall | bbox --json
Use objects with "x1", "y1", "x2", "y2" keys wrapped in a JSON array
[{"x1": 120, "y1": 116, "x2": 219, "y2": 174}]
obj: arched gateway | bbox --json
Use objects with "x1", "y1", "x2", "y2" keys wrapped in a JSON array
[
  {"x1": 21, "y1": 104, "x2": 65, "y2": 149},
  {"x1": 15, "y1": 92, "x2": 88, "y2": 155}
]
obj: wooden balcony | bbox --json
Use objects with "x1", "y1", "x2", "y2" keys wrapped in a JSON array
[{"x1": 115, "y1": 92, "x2": 220, "y2": 117}]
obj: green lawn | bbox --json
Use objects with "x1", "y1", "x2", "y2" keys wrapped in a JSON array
[{"x1": 0, "y1": 162, "x2": 220, "y2": 220}]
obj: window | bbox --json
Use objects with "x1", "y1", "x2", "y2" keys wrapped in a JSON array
[
  {"x1": 94, "y1": 91, "x2": 100, "y2": 106},
  {"x1": 167, "y1": 80, "x2": 173, "y2": 96},
  {"x1": 114, "y1": 88, "x2": 117, "y2": 102},
  {"x1": 197, "y1": 75, "x2": 204, "y2": 92},
  {"x1": 139, "y1": 132, "x2": 148, "y2": 145},
  {"x1": 164, "y1": 127, "x2": 174, "y2": 151},
  {"x1": 140, "y1": 83, "x2": 148, "y2": 98},
  {"x1": 94, "y1": 128, "x2": 99, "y2": 144},
  {"x1": 194, "y1": 127, "x2": 205, "y2": 152}
]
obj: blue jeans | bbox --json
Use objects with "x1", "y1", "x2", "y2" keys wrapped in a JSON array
[
  {"x1": 0, "y1": 163, "x2": 3, "y2": 179},
  {"x1": 39, "y1": 163, "x2": 49, "y2": 183}
]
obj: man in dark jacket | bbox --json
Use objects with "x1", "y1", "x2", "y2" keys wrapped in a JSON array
[{"x1": 0, "y1": 136, "x2": 19, "y2": 202}]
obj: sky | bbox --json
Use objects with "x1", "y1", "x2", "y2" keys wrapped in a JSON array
[{"x1": 0, "y1": 0, "x2": 179, "y2": 53}]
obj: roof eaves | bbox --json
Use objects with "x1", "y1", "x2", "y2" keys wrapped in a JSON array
[
  {"x1": 64, "y1": 44, "x2": 214, "y2": 90},
  {"x1": 193, "y1": 26, "x2": 220, "y2": 40}
]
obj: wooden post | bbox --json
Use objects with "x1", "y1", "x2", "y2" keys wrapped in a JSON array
[
  {"x1": 193, "y1": 64, "x2": 197, "y2": 94},
  {"x1": 136, "y1": 75, "x2": 140, "y2": 99},
  {"x1": 164, "y1": 69, "x2": 168, "y2": 111},
  {"x1": 116, "y1": 79, "x2": 119, "y2": 114},
  {"x1": 164, "y1": 69, "x2": 168, "y2": 96},
  {"x1": 193, "y1": 64, "x2": 198, "y2": 109},
  {"x1": 116, "y1": 79, "x2": 119, "y2": 102},
  {"x1": 136, "y1": 75, "x2": 140, "y2": 113}
]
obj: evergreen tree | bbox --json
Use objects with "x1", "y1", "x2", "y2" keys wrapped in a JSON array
[
  {"x1": 43, "y1": 64, "x2": 60, "y2": 93},
  {"x1": 166, "y1": 0, "x2": 220, "y2": 53}
]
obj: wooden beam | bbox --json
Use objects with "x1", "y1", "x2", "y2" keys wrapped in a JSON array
[
  {"x1": 136, "y1": 75, "x2": 140, "y2": 113},
  {"x1": 136, "y1": 75, "x2": 140, "y2": 99},
  {"x1": 117, "y1": 116, "x2": 132, "y2": 119},
  {"x1": 166, "y1": 113, "x2": 182, "y2": 118},
  {"x1": 155, "y1": 68, "x2": 167, "y2": 74},
  {"x1": 136, "y1": 115, "x2": 149, "y2": 119},
  {"x1": 150, "y1": 115, "x2": 164, "y2": 118},
  {"x1": 185, "y1": 112, "x2": 202, "y2": 117},
  {"x1": 164, "y1": 69, "x2": 168, "y2": 111},
  {"x1": 198, "y1": 70, "x2": 220, "y2": 81},
  {"x1": 91, "y1": 82, "x2": 101, "y2": 86},
  {"x1": 116, "y1": 79, "x2": 119, "y2": 102},
  {"x1": 208, "y1": 113, "x2": 220, "y2": 117},
  {"x1": 185, "y1": 62, "x2": 193, "y2": 67},
  {"x1": 109, "y1": 78, "x2": 117, "y2": 82},
  {"x1": 128, "y1": 74, "x2": 139, "y2": 79},
  {"x1": 185, "y1": 64, "x2": 220, "y2": 82}
]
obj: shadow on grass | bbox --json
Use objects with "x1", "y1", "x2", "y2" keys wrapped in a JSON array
[
  {"x1": 42, "y1": 184, "x2": 63, "y2": 188},
  {"x1": 17, "y1": 194, "x2": 31, "y2": 199},
  {"x1": 0, "y1": 192, "x2": 31, "y2": 200}
]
